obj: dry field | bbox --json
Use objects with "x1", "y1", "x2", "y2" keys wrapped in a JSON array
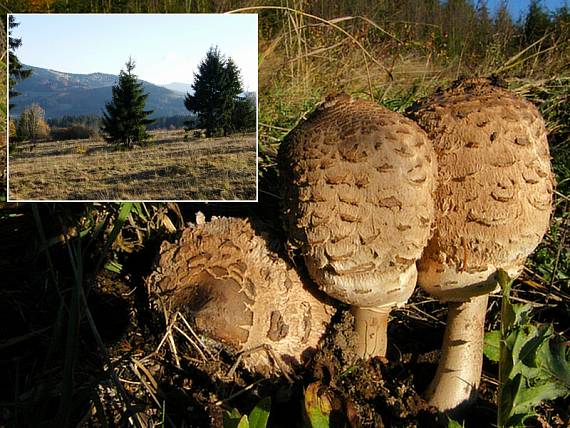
[{"x1": 8, "y1": 130, "x2": 257, "y2": 200}]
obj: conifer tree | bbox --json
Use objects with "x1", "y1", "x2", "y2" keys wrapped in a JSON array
[
  {"x1": 184, "y1": 47, "x2": 244, "y2": 137},
  {"x1": 491, "y1": 0, "x2": 517, "y2": 58},
  {"x1": 232, "y1": 93, "x2": 256, "y2": 132},
  {"x1": 553, "y1": 5, "x2": 570, "y2": 43},
  {"x1": 101, "y1": 58, "x2": 154, "y2": 149},
  {"x1": 220, "y1": 58, "x2": 243, "y2": 134},
  {"x1": 475, "y1": 0, "x2": 493, "y2": 56},
  {"x1": 7, "y1": 16, "x2": 32, "y2": 109},
  {"x1": 524, "y1": 0, "x2": 551, "y2": 45}
]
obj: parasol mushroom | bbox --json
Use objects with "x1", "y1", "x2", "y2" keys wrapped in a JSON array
[
  {"x1": 148, "y1": 215, "x2": 335, "y2": 377},
  {"x1": 408, "y1": 78, "x2": 554, "y2": 413},
  {"x1": 278, "y1": 94, "x2": 437, "y2": 358}
]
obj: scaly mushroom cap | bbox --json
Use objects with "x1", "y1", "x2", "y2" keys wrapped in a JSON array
[
  {"x1": 278, "y1": 94, "x2": 437, "y2": 308},
  {"x1": 148, "y1": 216, "x2": 335, "y2": 376},
  {"x1": 408, "y1": 78, "x2": 554, "y2": 302}
]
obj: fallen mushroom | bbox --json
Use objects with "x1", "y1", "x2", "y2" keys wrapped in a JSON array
[
  {"x1": 278, "y1": 94, "x2": 437, "y2": 358},
  {"x1": 408, "y1": 78, "x2": 554, "y2": 413},
  {"x1": 148, "y1": 215, "x2": 335, "y2": 377}
]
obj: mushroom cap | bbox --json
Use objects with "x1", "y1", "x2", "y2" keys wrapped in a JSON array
[
  {"x1": 278, "y1": 94, "x2": 437, "y2": 308},
  {"x1": 148, "y1": 216, "x2": 335, "y2": 376},
  {"x1": 408, "y1": 78, "x2": 554, "y2": 302}
]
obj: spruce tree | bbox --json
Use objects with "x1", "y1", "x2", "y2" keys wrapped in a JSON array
[
  {"x1": 184, "y1": 47, "x2": 244, "y2": 137},
  {"x1": 220, "y1": 58, "x2": 243, "y2": 134},
  {"x1": 101, "y1": 58, "x2": 154, "y2": 149},
  {"x1": 232, "y1": 93, "x2": 256, "y2": 132},
  {"x1": 475, "y1": 0, "x2": 493, "y2": 56},
  {"x1": 524, "y1": 0, "x2": 551, "y2": 45},
  {"x1": 7, "y1": 16, "x2": 32, "y2": 109},
  {"x1": 490, "y1": 0, "x2": 517, "y2": 60}
]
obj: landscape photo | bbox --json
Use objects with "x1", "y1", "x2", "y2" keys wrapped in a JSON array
[{"x1": 7, "y1": 14, "x2": 258, "y2": 201}]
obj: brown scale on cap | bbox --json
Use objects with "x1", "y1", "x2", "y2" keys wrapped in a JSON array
[
  {"x1": 148, "y1": 216, "x2": 335, "y2": 377},
  {"x1": 408, "y1": 77, "x2": 554, "y2": 413},
  {"x1": 279, "y1": 94, "x2": 437, "y2": 358},
  {"x1": 410, "y1": 78, "x2": 554, "y2": 301}
]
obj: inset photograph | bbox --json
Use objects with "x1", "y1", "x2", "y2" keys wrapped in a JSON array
[{"x1": 7, "y1": 14, "x2": 258, "y2": 201}]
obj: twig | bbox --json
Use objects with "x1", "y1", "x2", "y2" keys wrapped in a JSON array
[
  {"x1": 258, "y1": 122, "x2": 291, "y2": 132},
  {"x1": 214, "y1": 379, "x2": 265, "y2": 405},
  {"x1": 259, "y1": 189, "x2": 280, "y2": 199},
  {"x1": 406, "y1": 303, "x2": 447, "y2": 326},
  {"x1": 173, "y1": 325, "x2": 208, "y2": 362},
  {"x1": 227, "y1": 344, "x2": 294, "y2": 383},
  {"x1": 177, "y1": 311, "x2": 215, "y2": 359}
]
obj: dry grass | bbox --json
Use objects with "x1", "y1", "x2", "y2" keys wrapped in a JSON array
[{"x1": 8, "y1": 129, "x2": 257, "y2": 201}]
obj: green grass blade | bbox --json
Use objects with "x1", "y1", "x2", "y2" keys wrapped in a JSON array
[
  {"x1": 248, "y1": 397, "x2": 271, "y2": 428},
  {"x1": 95, "y1": 202, "x2": 133, "y2": 272}
]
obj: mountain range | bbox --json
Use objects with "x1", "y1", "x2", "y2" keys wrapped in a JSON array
[
  {"x1": 10, "y1": 65, "x2": 192, "y2": 119},
  {"x1": 161, "y1": 82, "x2": 194, "y2": 94}
]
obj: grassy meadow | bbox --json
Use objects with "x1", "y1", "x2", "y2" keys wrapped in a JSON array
[
  {"x1": 1, "y1": 1, "x2": 569, "y2": 427},
  {"x1": 9, "y1": 130, "x2": 257, "y2": 200}
]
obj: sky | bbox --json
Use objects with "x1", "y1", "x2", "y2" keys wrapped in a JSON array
[
  {"x1": 486, "y1": 0, "x2": 567, "y2": 20},
  {"x1": 11, "y1": 14, "x2": 258, "y2": 91}
]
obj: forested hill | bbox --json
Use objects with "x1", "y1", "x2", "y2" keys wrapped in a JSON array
[{"x1": 11, "y1": 65, "x2": 189, "y2": 119}]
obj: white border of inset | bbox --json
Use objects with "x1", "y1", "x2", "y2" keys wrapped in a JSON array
[{"x1": 6, "y1": 13, "x2": 259, "y2": 203}]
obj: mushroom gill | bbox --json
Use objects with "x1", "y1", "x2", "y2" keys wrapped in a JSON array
[{"x1": 148, "y1": 216, "x2": 335, "y2": 377}]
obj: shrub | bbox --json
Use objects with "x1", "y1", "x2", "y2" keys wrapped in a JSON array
[
  {"x1": 50, "y1": 124, "x2": 98, "y2": 141},
  {"x1": 9, "y1": 119, "x2": 17, "y2": 139}
]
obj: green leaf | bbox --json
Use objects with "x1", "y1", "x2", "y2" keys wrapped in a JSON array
[
  {"x1": 304, "y1": 383, "x2": 331, "y2": 428},
  {"x1": 104, "y1": 259, "x2": 123, "y2": 274},
  {"x1": 496, "y1": 269, "x2": 570, "y2": 427},
  {"x1": 223, "y1": 408, "x2": 244, "y2": 428},
  {"x1": 95, "y1": 202, "x2": 133, "y2": 271},
  {"x1": 131, "y1": 202, "x2": 148, "y2": 221},
  {"x1": 447, "y1": 417, "x2": 464, "y2": 428},
  {"x1": 536, "y1": 335, "x2": 570, "y2": 390},
  {"x1": 248, "y1": 397, "x2": 271, "y2": 428},
  {"x1": 237, "y1": 415, "x2": 249, "y2": 428},
  {"x1": 237, "y1": 415, "x2": 250, "y2": 428},
  {"x1": 227, "y1": 408, "x2": 242, "y2": 419},
  {"x1": 514, "y1": 382, "x2": 566, "y2": 415},
  {"x1": 520, "y1": 324, "x2": 550, "y2": 364},
  {"x1": 484, "y1": 330, "x2": 501, "y2": 362}
]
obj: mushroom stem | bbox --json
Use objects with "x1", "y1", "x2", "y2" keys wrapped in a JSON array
[
  {"x1": 425, "y1": 294, "x2": 489, "y2": 413},
  {"x1": 351, "y1": 306, "x2": 390, "y2": 358}
]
